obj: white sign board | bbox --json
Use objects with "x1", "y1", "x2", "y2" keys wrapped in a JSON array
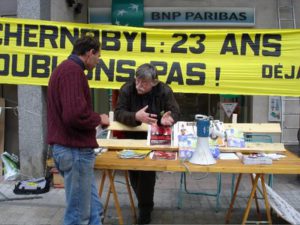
[
  {"x1": 268, "y1": 96, "x2": 281, "y2": 122},
  {"x1": 89, "y1": 7, "x2": 255, "y2": 27}
]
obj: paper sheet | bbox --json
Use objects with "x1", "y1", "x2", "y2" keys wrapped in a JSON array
[{"x1": 219, "y1": 153, "x2": 239, "y2": 160}]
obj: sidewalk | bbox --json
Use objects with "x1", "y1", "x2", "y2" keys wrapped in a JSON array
[{"x1": 1, "y1": 169, "x2": 299, "y2": 225}]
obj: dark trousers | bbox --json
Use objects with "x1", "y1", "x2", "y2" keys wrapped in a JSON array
[{"x1": 129, "y1": 170, "x2": 156, "y2": 213}]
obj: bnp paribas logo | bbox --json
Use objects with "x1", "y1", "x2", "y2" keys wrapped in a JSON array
[{"x1": 112, "y1": 2, "x2": 144, "y2": 26}]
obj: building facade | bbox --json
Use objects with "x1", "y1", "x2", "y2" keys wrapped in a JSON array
[{"x1": 0, "y1": 0, "x2": 299, "y2": 176}]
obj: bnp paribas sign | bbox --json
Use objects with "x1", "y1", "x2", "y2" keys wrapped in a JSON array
[
  {"x1": 89, "y1": 7, "x2": 255, "y2": 27},
  {"x1": 144, "y1": 7, "x2": 255, "y2": 27}
]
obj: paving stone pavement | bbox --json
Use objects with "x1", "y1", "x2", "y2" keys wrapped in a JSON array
[{"x1": 0, "y1": 170, "x2": 299, "y2": 225}]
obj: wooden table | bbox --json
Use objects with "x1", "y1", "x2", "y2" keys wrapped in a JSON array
[
  {"x1": 95, "y1": 150, "x2": 299, "y2": 174},
  {"x1": 46, "y1": 122, "x2": 291, "y2": 224},
  {"x1": 96, "y1": 121, "x2": 292, "y2": 224},
  {"x1": 95, "y1": 149, "x2": 300, "y2": 225}
]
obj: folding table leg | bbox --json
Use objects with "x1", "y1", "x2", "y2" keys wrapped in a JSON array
[
  {"x1": 225, "y1": 173, "x2": 243, "y2": 224},
  {"x1": 98, "y1": 170, "x2": 138, "y2": 225},
  {"x1": 260, "y1": 175, "x2": 272, "y2": 224},
  {"x1": 250, "y1": 174, "x2": 262, "y2": 221},
  {"x1": 124, "y1": 171, "x2": 137, "y2": 224},
  {"x1": 242, "y1": 174, "x2": 262, "y2": 225},
  {"x1": 177, "y1": 172, "x2": 185, "y2": 209},
  {"x1": 178, "y1": 172, "x2": 222, "y2": 212},
  {"x1": 103, "y1": 170, "x2": 116, "y2": 218},
  {"x1": 98, "y1": 170, "x2": 106, "y2": 197},
  {"x1": 215, "y1": 173, "x2": 222, "y2": 212},
  {"x1": 107, "y1": 170, "x2": 124, "y2": 225}
]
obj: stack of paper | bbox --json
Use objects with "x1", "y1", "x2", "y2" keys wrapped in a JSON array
[
  {"x1": 242, "y1": 154, "x2": 272, "y2": 165},
  {"x1": 219, "y1": 153, "x2": 239, "y2": 160},
  {"x1": 117, "y1": 150, "x2": 151, "y2": 159}
]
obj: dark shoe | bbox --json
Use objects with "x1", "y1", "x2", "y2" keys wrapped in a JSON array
[{"x1": 137, "y1": 211, "x2": 151, "y2": 224}]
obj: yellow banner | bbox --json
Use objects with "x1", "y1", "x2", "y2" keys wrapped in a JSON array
[{"x1": 0, "y1": 17, "x2": 299, "y2": 96}]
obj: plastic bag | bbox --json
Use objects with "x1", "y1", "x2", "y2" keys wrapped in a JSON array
[
  {"x1": 14, "y1": 177, "x2": 50, "y2": 194},
  {"x1": 1, "y1": 152, "x2": 20, "y2": 181},
  {"x1": 96, "y1": 126, "x2": 108, "y2": 139}
]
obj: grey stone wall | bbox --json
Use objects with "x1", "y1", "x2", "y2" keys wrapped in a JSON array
[
  {"x1": 16, "y1": 0, "x2": 87, "y2": 177},
  {"x1": 17, "y1": 0, "x2": 49, "y2": 177}
]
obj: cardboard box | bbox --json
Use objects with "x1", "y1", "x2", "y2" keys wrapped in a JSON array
[{"x1": 50, "y1": 168, "x2": 64, "y2": 188}]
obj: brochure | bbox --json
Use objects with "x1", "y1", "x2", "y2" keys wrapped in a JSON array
[
  {"x1": 147, "y1": 124, "x2": 172, "y2": 145},
  {"x1": 225, "y1": 128, "x2": 245, "y2": 148},
  {"x1": 173, "y1": 121, "x2": 196, "y2": 147},
  {"x1": 178, "y1": 134, "x2": 197, "y2": 160},
  {"x1": 150, "y1": 151, "x2": 177, "y2": 160}
]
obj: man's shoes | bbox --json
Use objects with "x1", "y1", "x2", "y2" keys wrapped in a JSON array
[{"x1": 137, "y1": 211, "x2": 151, "y2": 224}]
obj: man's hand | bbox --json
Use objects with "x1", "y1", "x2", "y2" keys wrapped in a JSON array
[
  {"x1": 161, "y1": 111, "x2": 174, "y2": 126},
  {"x1": 135, "y1": 105, "x2": 157, "y2": 125},
  {"x1": 100, "y1": 114, "x2": 110, "y2": 127}
]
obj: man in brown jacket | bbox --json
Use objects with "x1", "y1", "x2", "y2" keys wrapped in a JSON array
[{"x1": 115, "y1": 63, "x2": 180, "y2": 224}]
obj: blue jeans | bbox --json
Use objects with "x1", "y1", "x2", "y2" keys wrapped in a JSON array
[{"x1": 52, "y1": 144, "x2": 103, "y2": 225}]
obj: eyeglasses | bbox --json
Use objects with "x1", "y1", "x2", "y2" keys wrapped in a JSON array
[{"x1": 135, "y1": 78, "x2": 153, "y2": 87}]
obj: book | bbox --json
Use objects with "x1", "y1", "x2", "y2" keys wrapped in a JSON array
[
  {"x1": 242, "y1": 153, "x2": 272, "y2": 165},
  {"x1": 173, "y1": 121, "x2": 197, "y2": 147},
  {"x1": 150, "y1": 151, "x2": 177, "y2": 160},
  {"x1": 117, "y1": 149, "x2": 152, "y2": 159},
  {"x1": 147, "y1": 124, "x2": 172, "y2": 145},
  {"x1": 174, "y1": 121, "x2": 225, "y2": 147},
  {"x1": 178, "y1": 134, "x2": 197, "y2": 160},
  {"x1": 173, "y1": 121, "x2": 225, "y2": 160},
  {"x1": 225, "y1": 128, "x2": 245, "y2": 148}
]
